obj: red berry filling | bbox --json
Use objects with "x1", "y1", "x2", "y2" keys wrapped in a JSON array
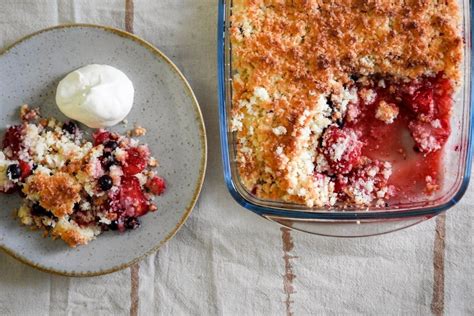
[
  {"x1": 341, "y1": 160, "x2": 394, "y2": 202},
  {"x1": 146, "y1": 176, "x2": 166, "y2": 195},
  {"x1": 408, "y1": 119, "x2": 450, "y2": 153},
  {"x1": 3, "y1": 125, "x2": 24, "y2": 159},
  {"x1": 18, "y1": 160, "x2": 32, "y2": 179},
  {"x1": 92, "y1": 129, "x2": 111, "y2": 146},
  {"x1": 403, "y1": 85, "x2": 435, "y2": 119},
  {"x1": 313, "y1": 72, "x2": 454, "y2": 205},
  {"x1": 119, "y1": 176, "x2": 149, "y2": 217},
  {"x1": 122, "y1": 146, "x2": 149, "y2": 176},
  {"x1": 321, "y1": 126, "x2": 362, "y2": 174},
  {"x1": 400, "y1": 74, "x2": 453, "y2": 153},
  {"x1": 342, "y1": 72, "x2": 453, "y2": 201}
]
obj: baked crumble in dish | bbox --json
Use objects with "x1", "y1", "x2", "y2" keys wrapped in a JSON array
[
  {"x1": 230, "y1": 0, "x2": 462, "y2": 207},
  {"x1": 0, "y1": 105, "x2": 166, "y2": 247}
]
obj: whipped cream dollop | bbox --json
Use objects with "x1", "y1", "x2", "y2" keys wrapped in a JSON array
[{"x1": 56, "y1": 64, "x2": 134, "y2": 128}]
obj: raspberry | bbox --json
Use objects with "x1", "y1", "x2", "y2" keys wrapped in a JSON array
[
  {"x1": 146, "y1": 176, "x2": 166, "y2": 195},
  {"x1": 120, "y1": 176, "x2": 148, "y2": 217},
  {"x1": 3, "y1": 125, "x2": 24, "y2": 159},
  {"x1": 122, "y1": 147, "x2": 149, "y2": 176},
  {"x1": 92, "y1": 129, "x2": 111, "y2": 146},
  {"x1": 433, "y1": 77, "x2": 453, "y2": 117},
  {"x1": 400, "y1": 74, "x2": 452, "y2": 153},
  {"x1": 433, "y1": 74, "x2": 453, "y2": 97},
  {"x1": 406, "y1": 86, "x2": 434, "y2": 118},
  {"x1": 321, "y1": 126, "x2": 363, "y2": 174},
  {"x1": 18, "y1": 160, "x2": 31, "y2": 179},
  {"x1": 334, "y1": 175, "x2": 349, "y2": 194},
  {"x1": 408, "y1": 119, "x2": 450, "y2": 153},
  {"x1": 403, "y1": 75, "x2": 453, "y2": 121}
]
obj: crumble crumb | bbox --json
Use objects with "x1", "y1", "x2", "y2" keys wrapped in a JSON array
[
  {"x1": 359, "y1": 88, "x2": 377, "y2": 105},
  {"x1": 272, "y1": 126, "x2": 287, "y2": 136},
  {"x1": 375, "y1": 101, "x2": 399, "y2": 124},
  {"x1": 130, "y1": 125, "x2": 147, "y2": 137},
  {"x1": 20, "y1": 104, "x2": 40, "y2": 121},
  {"x1": 425, "y1": 176, "x2": 439, "y2": 193},
  {"x1": 148, "y1": 157, "x2": 158, "y2": 167}
]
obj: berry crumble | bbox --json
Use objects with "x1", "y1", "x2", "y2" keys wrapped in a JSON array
[
  {"x1": 230, "y1": 0, "x2": 462, "y2": 207},
  {"x1": 0, "y1": 105, "x2": 166, "y2": 247}
]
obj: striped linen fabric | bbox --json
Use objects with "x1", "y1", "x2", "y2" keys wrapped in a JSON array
[{"x1": 0, "y1": 1, "x2": 472, "y2": 315}]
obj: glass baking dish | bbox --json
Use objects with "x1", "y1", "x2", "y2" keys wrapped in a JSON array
[{"x1": 217, "y1": 0, "x2": 473, "y2": 236}]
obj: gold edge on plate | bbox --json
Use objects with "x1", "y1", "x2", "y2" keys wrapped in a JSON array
[{"x1": 0, "y1": 23, "x2": 208, "y2": 277}]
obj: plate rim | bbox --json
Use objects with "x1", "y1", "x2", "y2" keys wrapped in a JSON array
[{"x1": 0, "y1": 23, "x2": 208, "y2": 277}]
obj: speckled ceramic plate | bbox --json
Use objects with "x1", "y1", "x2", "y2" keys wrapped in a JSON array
[{"x1": 0, "y1": 24, "x2": 207, "y2": 276}]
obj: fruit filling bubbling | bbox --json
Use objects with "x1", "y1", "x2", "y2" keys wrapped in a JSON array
[{"x1": 322, "y1": 72, "x2": 453, "y2": 204}]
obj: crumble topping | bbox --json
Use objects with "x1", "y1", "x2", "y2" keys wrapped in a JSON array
[
  {"x1": 23, "y1": 172, "x2": 81, "y2": 217},
  {"x1": 129, "y1": 125, "x2": 147, "y2": 137},
  {"x1": 230, "y1": 0, "x2": 462, "y2": 207},
  {"x1": 375, "y1": 101, "x2": 399, "y2": 124}
]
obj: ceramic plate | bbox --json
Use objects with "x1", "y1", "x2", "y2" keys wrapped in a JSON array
[{"x1": 0, "y1": 24, "x2": 206, "y2": 276}]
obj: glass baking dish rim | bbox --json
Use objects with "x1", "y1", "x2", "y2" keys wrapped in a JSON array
[{"x1": 217, "y1": 0, "x2": 473, "y2": 220}]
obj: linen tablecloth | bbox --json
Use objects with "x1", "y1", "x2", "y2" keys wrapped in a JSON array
[{"x1": 0, "y1": 1, "x2": 472, "y2": 315}]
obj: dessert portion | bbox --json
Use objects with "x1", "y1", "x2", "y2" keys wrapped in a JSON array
[
  {"x1": 230, "y1": 0, "x2": 462, "y2": 207},
  {"x1": 0, "y1": 105, "x2": 165, "y2": 247},
  {"x1": 56, "y1": 64, "x2": 134, "y2": 128}
]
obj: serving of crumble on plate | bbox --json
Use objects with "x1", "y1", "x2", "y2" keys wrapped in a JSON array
[
  {"x1": 229, "y1": 0, "x2": 462, "y2": 208},
  {"x1": 0, "y1": 105, "x2": 166, "y2": 247},
  {"x1": 0, "y1": 25, "x2": 206, "y2": 275}
]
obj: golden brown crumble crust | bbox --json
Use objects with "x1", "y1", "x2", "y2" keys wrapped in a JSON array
[
  {"x1": 51, "y1": 223, "x2": 89, "y2": 247},
  {"x1": 23, "y1": 172, "x2": 81, "y2": 217},
  {"x1": 231, "y1": 0, "x2": 462, "y2": 87}
]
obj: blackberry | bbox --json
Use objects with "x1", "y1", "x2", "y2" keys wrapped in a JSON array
[
  {"x1": 104, "y1": 140, "x2": 118, "y2": 151},
  {"x1": 31, "y1": 204, "x2": 50, "y2": 217},
  {"x1": 104, "y1": 153, "x2": 119, "y2": 170},
  {"x1": 124, "y1": 217, "x2": 141, "y2": 230},
  {"x1": 62, "y1": 121, "x2": 77, "y2": 135},
  {"x1": 109, "y1": 220, "x2": 119, "y2": 231},
  {"x1": 6, "y1": 164, "x2": 21, "y2": 179},
  {"x1": 98, "y1": 175, "x2": 113, "y2": 191}
]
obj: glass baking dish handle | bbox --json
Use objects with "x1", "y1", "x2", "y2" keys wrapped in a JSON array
[{"x1": 261, "y1": 213, "x2": 433, "y2": 237}]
